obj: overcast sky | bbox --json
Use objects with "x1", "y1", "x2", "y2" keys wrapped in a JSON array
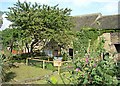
[{"x1": 0, "y1": 0, "x2": 119, "y2": 30}]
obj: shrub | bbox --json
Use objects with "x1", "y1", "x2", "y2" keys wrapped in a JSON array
[
  {"x1": 67, "y1": 57, "x2": 118, "y2": 85},
  {"x1": 0, "y1": 53, "x2": 6, "y2": 83},
  {"x1": 62, "y1": 53, "x2": 68, "y2": 61},
  {"x1": 60, "y1": 28, "x2": 119, "y2": 85},
  {"x1": 46, "y1": 63, "x2": 54, "y2": 70}
]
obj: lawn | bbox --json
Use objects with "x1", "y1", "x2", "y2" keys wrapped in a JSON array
[
  {"x1": 6, "y1": 64, "x2": 52, "y2": 83},
  {"x1": 29, "y1": 71, "x2": 71, "y2": 84},
  {"x1": 5, "y1": 63, "x2": 71, "y2": 84}
]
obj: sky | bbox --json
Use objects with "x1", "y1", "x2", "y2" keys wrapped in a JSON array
[{"x1": 0, "y1": 0, "x2": 119, "y2": 30}]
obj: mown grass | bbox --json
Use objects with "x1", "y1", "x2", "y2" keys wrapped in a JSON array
[
  {"x1": 6, "y1": 63, "x2": 71, "y2": 84},
  {"x1": 28, "y1": 72, "x2": 71, "y2": 84},
  {"x1": 7, "y1": 64, "x2": 52, "y2": 82}
]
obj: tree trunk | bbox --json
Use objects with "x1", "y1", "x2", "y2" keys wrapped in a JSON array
[
  {"x1": 25, "y1": 43, "x2": 29, "y2": 53},
  {"x1": 10, "y1": 44, "x2": 13, "y2": 52},
  {"x1": 30, "y1": 39, "x2": 38, "y2": 53},
  {"x1": 59, "y1": 45, "x2": 62, "y2": 56}
]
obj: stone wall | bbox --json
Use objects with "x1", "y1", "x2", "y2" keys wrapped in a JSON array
[
  {"x1": 102, "y1": 33, "x2": 111, "y2": 52},
  {"x1": 101, "y1": 32, "x2": 120, "y2": 59}
]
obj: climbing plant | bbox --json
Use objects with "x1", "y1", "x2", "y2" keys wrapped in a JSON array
[{"x1": 73, "y1": 27, "x2": 103, "y2": 58}]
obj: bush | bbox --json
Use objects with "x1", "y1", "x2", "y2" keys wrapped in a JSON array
[
  {"x1": 62, "y1": 53, "x2": 68, "y2": 61},
  {"x1": 0, "y1": 53, "x2": 6, "y2": 83},
  {"x1": 63, "y1": 56, "x2": 118, "y2": 85},
  {"x1": 46, "y1": 63, "x2": 57, "y2": 71},
  {"x1": 59, "y1": 29, "x2": 119, "y2": 85}
]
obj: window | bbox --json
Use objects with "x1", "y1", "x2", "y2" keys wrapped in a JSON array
[
  {"x1": 114, "y1": 44, "x2": 120, "y2": 53},
  {"x1": 69, "y1": 48, "x2": 73, "y2": 56}
]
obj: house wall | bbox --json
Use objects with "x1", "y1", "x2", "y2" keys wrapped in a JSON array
[
  {"x1": 43, "y1": 46, "x2": 61, "y2": 57},
  {"x1": 101, "y1": 32, "x2": 120, "y2": 59},
  {"x1": 101, "y1": 33, "x2": 117, "y2": 53},
  {"x1": 102, "y1": 33, "x2": 112, "y2": 52},
  {"x1": 110, "y1": 32, "x2": 120, "y2": 44}
]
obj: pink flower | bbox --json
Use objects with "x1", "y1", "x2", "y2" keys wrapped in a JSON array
[
  {"x1": 68, "y1": 66, "x2": 71, "y2": 68},
  {"x1": 86, "y1": 58, "x2": 89, "y2": 63},
  {"x1": 75, "y1": 68, "x2": 80, "y2": 72},
  {"x1": 93, "y1": 64, "x2": 96, "y2": 67}
]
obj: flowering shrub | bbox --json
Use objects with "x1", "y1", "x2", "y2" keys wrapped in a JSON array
[
  {"x1": 66, "y1": 29, "x2": 119, "y2": 85},
  {"x1": 62, "y1": 29, "x2": 119, "y2": 85},
  {"x1": 67, "y1": 57, "x2": 118, "y2": 85},
  {"x1": 47, "y1": 28, "x2": 119, "y2": 85}
]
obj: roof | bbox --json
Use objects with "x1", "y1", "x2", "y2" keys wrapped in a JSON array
[
  {"x1": 72, "y1": 13, "x2": 120, "y2": 30},
  {"x1": 93, "y1": 14, "x2": 120, "y2": 30},
  {"x1": 72, "y1": 13, "x2": 101, "y2": 31}
]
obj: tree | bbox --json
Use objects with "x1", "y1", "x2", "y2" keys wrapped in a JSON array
[
  {"x1": 0, "y1": 11, "x2": 3, "y2": 28},
  {"x1": 0, "y1": 52, "x2": 6, "y2": 83},
  {"x1": 6, "y1": 0, "x2": 73, "y2": 53},
  {"x1": 1, "y1": 28, "x2": 22, "y2": 52}
]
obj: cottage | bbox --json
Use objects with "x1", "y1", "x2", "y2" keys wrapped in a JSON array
[
  {"x1": 32, "y1": 13, "x2": 120, "y2": 59},
  {"x1": 72, "y1": 13, "x2": 120, "y2": 59}
]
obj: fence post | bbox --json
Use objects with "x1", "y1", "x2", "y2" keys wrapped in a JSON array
[
  {"x1": 26, "y1": 58, "x2": 28, "y2": 65},
  {"x1": 43, "y1": 60, "x2": 45, "y2": 69},
  {"x1": 58, "y1": 66, "x2": 60, "y2": 75}
]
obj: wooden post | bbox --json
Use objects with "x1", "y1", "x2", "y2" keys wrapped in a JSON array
[
  {"x1": 53, "y1": 60, "x2": 62, "y2": 75},
  {"x1": 43, "y1": 60, "x2": 45, "y2": 69},
  {"x1": 48, "y1": 57, "x2": 49, "y2": 61},
  {"x1": 58, "y1": 66, "x2": 60, "y2": 75},
  {"x1": 26, "y1": 58, "x2": 28, "y2": 65}
]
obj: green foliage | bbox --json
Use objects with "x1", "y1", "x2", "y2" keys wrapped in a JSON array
[
  {"x1": 65, "y1": 36, "x2": 118, "y2": 85},
  {"x1": 62, "y1": 53, "x2": 68, "y2": 61},
  {"x1": 0, "y1": 11, "x2": 3, "y2": 16},
  {"x1": 116, "y1": 61, "x2": 120, "y2": 83},
  {"x1": 6, "y1": 1, "x2": 74, "y2": 52},
  {"x1": 74, "y1": 28, "x2": 102, "y2": 58},
  {"x1": 70, "y1": 57, "x2": 118, "y2": 85},
  {"x1": 0, "y1": 52, "x2": 7, "y2": 82},
  {"x1": 49, "y1": 76, "x2": 58, "y2": 84},
  {"x1": 64, "y1": 55, "x2": 118, "y2": 85},
  {"x1": 58, "y1": 29, "x2": 119, "y2": 85},
  {"x1": 0, "y1": 11, "x2": 3, "y2": 25},
  {"x1": 0, "y1": 53, "x2": 4, "y2": 82},
  {"x1": 0, "y1": 19, "x2": 3, "y2": 25},
  {"x1": 1, "y1": 28, "x2": 22, "y2": 51},
  {"x1": 46, "y1": 63, "x2": 54, "y2": 70}
]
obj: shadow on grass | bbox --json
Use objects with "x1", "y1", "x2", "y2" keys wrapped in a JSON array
[{"x1": 5, "y1": 72, "x2": 16, "y2": 82}]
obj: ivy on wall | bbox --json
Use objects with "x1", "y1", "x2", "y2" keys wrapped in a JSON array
[
  {"x1": 73, "y1": 28, "x2": 104, "y2": 58},
  {"x1": 73, "y1": 27, "x2": 120, "y2": 58}
]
